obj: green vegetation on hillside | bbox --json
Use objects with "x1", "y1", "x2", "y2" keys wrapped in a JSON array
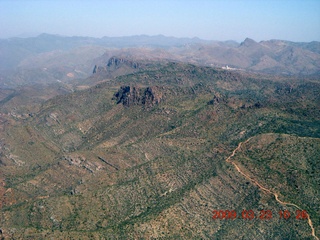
[{"x1": 0, "y1": 62, "x2": 319, "y2": 239}]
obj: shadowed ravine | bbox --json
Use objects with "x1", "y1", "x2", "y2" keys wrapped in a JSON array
[{"x1": 226, "y1": 136, "x2": 319, "y2": 240}]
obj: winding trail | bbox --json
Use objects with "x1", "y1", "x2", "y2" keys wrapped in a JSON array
[
  {"x1": 0, "y1": 177, "x2": 5, "y2": 209},
  {"x1": 226, "y1": 137, "x2": 319, "y2": 240}
]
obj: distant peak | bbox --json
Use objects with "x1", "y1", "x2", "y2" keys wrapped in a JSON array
[
  {"x1": 240, "y1": 38, "x2": 258, "y2": 47},
  {"x1": 37, "y1": 33, "x2": 65, "y2": 38}
]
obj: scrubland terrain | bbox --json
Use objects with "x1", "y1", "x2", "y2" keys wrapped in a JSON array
[{"x1": 0, "y1": 35, "x2": 319, "y2": 239}]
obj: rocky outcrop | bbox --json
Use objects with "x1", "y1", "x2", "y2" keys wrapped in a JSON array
[
  {"x1": 107, "y1": 57, "x2": 140, "y2": 69},
  {"x1": 92, "y1": 56, "x2": 142, "y2": 77},
  {"x1": 113, "y1": 85, "x2": 165, "y2": 107},
  {"x1": 240, "y1": 101, "x2": 262, "y2": 109},
  {"x1": 207, "y1": 94, "x2": 224, "y2": 105}
]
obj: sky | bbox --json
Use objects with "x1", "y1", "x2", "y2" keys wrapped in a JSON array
[{"x1": 1, "y1": 0, "x2": 319, "y2": 42}]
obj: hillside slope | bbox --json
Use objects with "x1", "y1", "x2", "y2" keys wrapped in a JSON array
[{"x1": 0, "y1": 62, "x2": 319, "y2": 239}]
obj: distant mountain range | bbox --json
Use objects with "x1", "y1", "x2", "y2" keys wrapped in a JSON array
[
  {"x1": 0, "y1": 34, "x2": 319, "y2": 88},
  {"x1": 0, "y1": 33, "x2": 212, "y2": 70}
]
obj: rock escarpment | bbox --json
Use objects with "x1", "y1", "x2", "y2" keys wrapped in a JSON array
[
  {"x1": 106, "y1": 56, "x2": 141, "y2": 69},
  {"x1": 93, "y1": 56, "x2": 141, "y2": 74},
  {"x1": 113, "y1": 85, "x2": 165, "y2": 107}
]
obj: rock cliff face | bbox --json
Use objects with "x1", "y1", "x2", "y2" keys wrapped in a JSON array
[
  {"x1": 92, "y1": 56, "x2": 143, "y2": 81},
  {"x1": 113, "y1": 85, "x2": 165, "y2": 107},
  {"x1": 93, "y1": 56, "x2": 142, "y2": 73},
  {"x1": 107, "y1": 57, "x2": 141, "y2": 69}
]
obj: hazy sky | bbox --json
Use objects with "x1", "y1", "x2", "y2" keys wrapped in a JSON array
[{"x1": 1, "y1": 0, "x2": 319, "y2": 41}]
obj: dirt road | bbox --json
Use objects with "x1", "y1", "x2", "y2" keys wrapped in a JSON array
[{"x1": 226, "y1": 137, "x2": 318, "y2": 240}]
